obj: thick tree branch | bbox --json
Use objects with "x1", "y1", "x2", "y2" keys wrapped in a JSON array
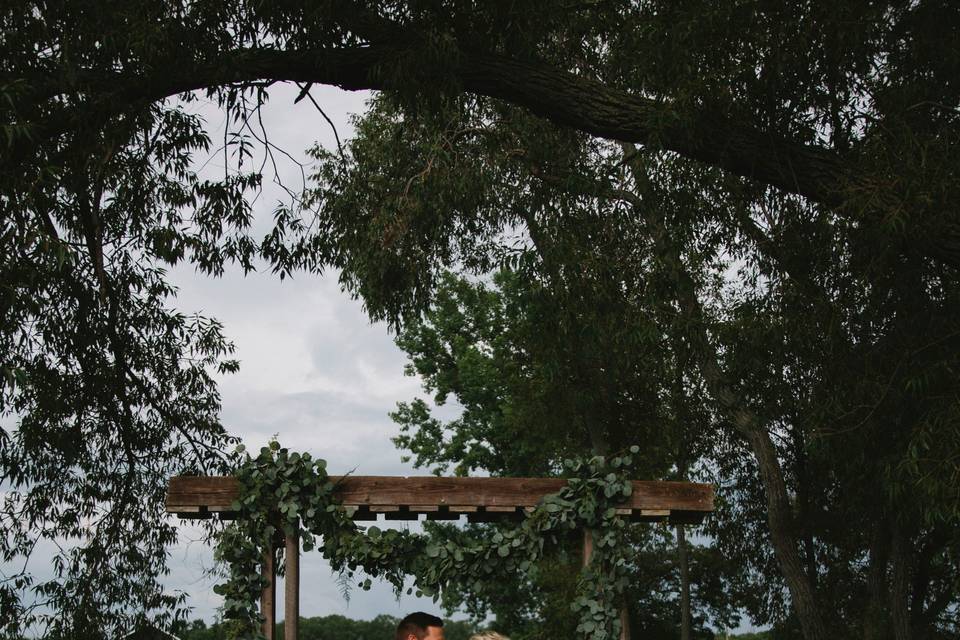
[
  {"x1": 9, "y1": 37, "x2": 958, "y2": 268},
  {"x1": 11, "y1": 45, "x2": 848, "y2": 203}
]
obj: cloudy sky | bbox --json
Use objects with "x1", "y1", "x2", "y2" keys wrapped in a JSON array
[{"x1": 164, "y1": 83, "x2": 449, "y2": 623}]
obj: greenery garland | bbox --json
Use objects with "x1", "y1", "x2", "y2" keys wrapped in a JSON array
[{"x1": 213, "y1": 442, "x2": 644, "y2": 640}]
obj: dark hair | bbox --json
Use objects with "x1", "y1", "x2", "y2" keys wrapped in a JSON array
[{"x1": 395, "y1": 612, "x2": 444, "y2": 640}]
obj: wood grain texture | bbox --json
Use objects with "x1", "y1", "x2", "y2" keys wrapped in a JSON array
[
  {"x1": 261, "y1": 547, "x2": 275, "y2": 640},
  {"x1": 166, "y1": 475, "x2": 713, "y2": 524},
  {"x1": 284, "y1": 532, "x2": 298, "y2": 640}
]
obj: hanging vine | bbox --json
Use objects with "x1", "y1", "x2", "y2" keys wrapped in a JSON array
[{"x1": 212, "y1": 441, "x2": 643, "y2": 640}]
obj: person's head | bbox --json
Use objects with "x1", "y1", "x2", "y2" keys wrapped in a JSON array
[
  {"x1": 470, "y1": 633, "x2": 510, "y2": 640},
  {"x1": 395, "y1": 612, "x2": 444, "y2": 640}
]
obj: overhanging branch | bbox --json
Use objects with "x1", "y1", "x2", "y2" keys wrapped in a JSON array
[
  {"x1": 9, "y1": 40, "x2": 959, "y2": 269},
  {"x1": 15, "y1": 44, "x2": 848, "y2": 204}
]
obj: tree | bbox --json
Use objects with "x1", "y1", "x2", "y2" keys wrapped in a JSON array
[
  {"x1": 2, "y1": 2, "x2": 959, "y2": 637},
  {"x1": 365, "y1": 89, "x2": 742, "y2": 635},
  {"x1": 7, "y1": 3, "x2": 960, "y2": 266},
  {"x1": 0, "y1": 98, "x2": 240, "y2": 637},
  {"x1": 390, "y1": 270, "x2": 739, "y2": 640},
  {"x1": 305, "y1": 86, "x2": 960, "y2": 639}
]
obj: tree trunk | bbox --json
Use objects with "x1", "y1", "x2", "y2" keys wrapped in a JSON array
[
  {"x1": 620, "y1": 143, "x2": 828, "y2": 640},
  {"x1": 862, "y1": 524, "x2": 890, "y2": 640},
  {"x1": 677, "y1": 523, "x2": 692, "y2": 640},
  {"x1": 619, "y1": 605, "x2": 631, "y2": 640},
  {"x1": 740, "y1": 426, "x2": 828, "y2": 640},
  {"x1": 889, "y1": 523, "x2": 912, "y2": 640},
  {"x1": 676, "y1": 260, "x2": 830, "y2": 640}
]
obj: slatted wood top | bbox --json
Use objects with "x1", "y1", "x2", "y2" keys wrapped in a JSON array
[{"x1": 166, "y1": 475, "x2": 713, "y2": 524}]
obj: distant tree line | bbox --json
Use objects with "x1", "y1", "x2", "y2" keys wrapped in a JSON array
[
  {"x1": 169, "y1": 615, "x2": 774, "y2": 640},
  {"x1": 172, "y1": 615, "x2": 477, "y2": 640}
]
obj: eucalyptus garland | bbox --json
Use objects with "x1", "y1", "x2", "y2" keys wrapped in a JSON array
[{"x1": 213, "y1": 442, "x2": 643, "y2": 640}]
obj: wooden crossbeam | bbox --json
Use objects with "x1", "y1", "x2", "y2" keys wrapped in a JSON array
[{"x1": 166, "y1": 475, "x2": 713, "y2": 524}]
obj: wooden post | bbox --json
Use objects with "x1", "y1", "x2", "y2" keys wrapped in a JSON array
[
  {"x1": 261, "y1": 545, "x2": 276, "y2": 640},
  {"x1": 582, "y1": 529, "x2": 630, "y2": 640},
  {"x1": 619, "y1": 605, "x2": 631, "y2": 640},
  {"x1": 677, "y1": 523, "x2": 691, "y2": 640},
  {"x1": 284, "y1": 530, "x2": 299, "y2": 640}
]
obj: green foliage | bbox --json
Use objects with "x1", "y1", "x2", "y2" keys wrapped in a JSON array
[
  {"x1": 215, "y1": 442, "x2": 647, "y2": 640},
  {"x1": 306, "y1": 74, "x2": 960, "y2": 636},
  {"x1": 174, "y1": 614, "x2": 476, "y2": 640},
  {"x1": 389, "y1": 267, "x2": 741, "y2": 638},
  {"x1": 390, "y1": 269, "x2": 635, "y2": 477},
  {"x1": 0, "y1": 89, "x2": 244, "y2": 640},
  {"x1": 4, "y1": 1, "x2": 960, "y2": 638}
]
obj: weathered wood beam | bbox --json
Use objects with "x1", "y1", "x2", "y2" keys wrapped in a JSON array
[{"x1": 165, "y1": 475, "x2": 713, "y2": 524}]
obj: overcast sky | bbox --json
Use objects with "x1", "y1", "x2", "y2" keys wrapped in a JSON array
[{"x1": 164, "y1": 83, "x2": 449, "y2": 623}]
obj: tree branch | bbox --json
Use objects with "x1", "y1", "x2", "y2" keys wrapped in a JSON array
[
  {"x1": 9, "y1": 37, "x2": 958, "y2": 268},
  {"x1": 619, "y1": 141, "x2": 829, "y2": 640}
]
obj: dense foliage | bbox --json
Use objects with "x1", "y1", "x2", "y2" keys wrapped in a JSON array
[
  {"x1": 389, "y1": 270, "x2": 737, "y2": 640},
  {"x1": 318, "y1": 86, "x2": 960, "y2": 640},
  {"x1": 0, "y1": 85, "x2": 242, "y2": 639},
  {"x1": 2, "y1": 2, "x2": 959, "y2": 639},
  {"x1": 215, "y1": 442, "x2": 648, "y2": 640}
]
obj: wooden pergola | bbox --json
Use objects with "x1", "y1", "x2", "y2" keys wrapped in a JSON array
[{"x1": 166, "y1": 475, "x2": 713, "y2": 639}]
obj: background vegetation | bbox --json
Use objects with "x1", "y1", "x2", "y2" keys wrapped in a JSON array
[
  {"x1": 2, "y1": 2, "x2": 958, "y2": 639},
  {"x1": 172, "y1": 615, "x2": 476, "y2": 640},
  {"x1": 170, "y1": 615, "x2": 771, "y2": 640}
]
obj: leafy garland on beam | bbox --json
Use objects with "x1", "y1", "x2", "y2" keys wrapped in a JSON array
[{"x1": 213, "y1": 442, "x2": 643, "y2": 640}]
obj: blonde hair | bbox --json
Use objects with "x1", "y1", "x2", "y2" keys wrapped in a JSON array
[{"x1": 469, "y1": 633, "x2": 510, "y2": 640}]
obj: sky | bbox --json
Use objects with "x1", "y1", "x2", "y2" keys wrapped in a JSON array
[{"x1": 163, "y1": 83, "x2": 449, "y2": 623}]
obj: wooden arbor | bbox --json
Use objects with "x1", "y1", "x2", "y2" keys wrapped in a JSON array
[{"x1": 166, "y1": 475, "x2": 714, "y2": 640}]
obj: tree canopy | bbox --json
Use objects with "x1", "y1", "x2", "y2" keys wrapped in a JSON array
[
  {"x1": 6, "y1": 2, "x2": 960, "y2": 266},
  {"x1": 2, "y1": 2, "x2": 959, "y2": 639}
]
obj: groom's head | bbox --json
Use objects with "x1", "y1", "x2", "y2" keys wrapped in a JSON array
[{"x1": 395, "y1": 612, "x2": 444, "y2": 640}]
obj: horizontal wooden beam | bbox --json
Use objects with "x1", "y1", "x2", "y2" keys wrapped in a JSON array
[{"x1": 166, "y1": 475, "x2": 713, "y2": 524}]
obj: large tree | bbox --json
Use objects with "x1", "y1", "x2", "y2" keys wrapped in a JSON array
[
  {"x1": 5, "y1": 2, "x2": 960, "y2": 266},
  {"x1": 388, "y1": 269, "x2": 740, "y2": 639},
  {"x1": 303, "y1": 86, "x2": 960, "y2": 640},
  {"x1": 2, "y1": 2, "x2": 959, "y2": 638}
]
